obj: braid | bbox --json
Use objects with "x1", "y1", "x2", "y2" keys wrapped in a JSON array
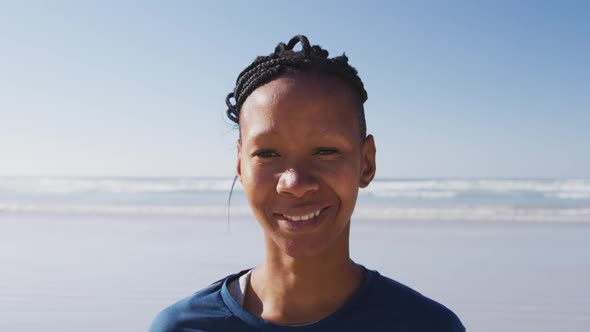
[{"x1": 226, "y1": 35, "x2": 368, "y2": 137}]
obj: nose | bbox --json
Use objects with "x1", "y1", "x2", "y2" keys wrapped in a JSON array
[{"x1": 276, "y1": 167, "x2": 319, "y2": 198}]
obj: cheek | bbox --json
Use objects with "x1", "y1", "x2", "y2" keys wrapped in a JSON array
[
  {"x1": 317, "y1": 158, "x2": 361, "y2": 201},
  {"x1": 242, "y1": 161, "x2": 276, "y2": 204}
]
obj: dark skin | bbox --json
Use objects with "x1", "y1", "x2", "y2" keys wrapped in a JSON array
[{"x1": 236, "y1": 71, "x2": 376, "y2": 325}]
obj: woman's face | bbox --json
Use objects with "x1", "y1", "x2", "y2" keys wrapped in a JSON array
[{"x1": 237, "y1": 72, "x2": 376, "y2": 258}]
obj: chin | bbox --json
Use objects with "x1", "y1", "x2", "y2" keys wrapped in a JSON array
[
  {"x1": 273, "y1": 223, "x2": 351, "y2": 259},
  {"x1": 279, "y1": 239, "x2": 332, "y2": 258}
]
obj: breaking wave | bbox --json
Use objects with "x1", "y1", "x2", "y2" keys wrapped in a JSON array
[{"x1": 1, "y1": 177, "x2": 589, "y2": 222}]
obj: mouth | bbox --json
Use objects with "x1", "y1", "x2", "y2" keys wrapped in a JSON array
[
  {"x1": 275, "y1": 207, "x2": 328, "y2": 230},
  {"x1": 280, "y1": 209, "x2": 322, "y2": 222}
]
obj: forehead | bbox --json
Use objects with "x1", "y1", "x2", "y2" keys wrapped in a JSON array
[{"x1": 239, "y1": 72, "x2": 361, "y2": 142}]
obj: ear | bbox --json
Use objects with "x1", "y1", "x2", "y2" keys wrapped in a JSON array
[
  {"x1": 236, "y1": 140, "x2": 242, "y2": 178},
  {"x1": 359, "y1": 134, "x2": 376, "y2": 188}
]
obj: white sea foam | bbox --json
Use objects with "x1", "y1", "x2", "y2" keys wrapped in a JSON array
[
  {"x1": 0, "y1": 203, "x2": 250, "y2": 217},
  {"x1": 0, "y1": 177, "x2": 243, "y2": 194},
  {"x1": 1, "y1": 202, "x2": 589, "y2": 222},
  {"x1": 1, "y1": 177, "x2": 589, "y2": 200},
  {"x1": 545, "y1": 192, "x2": 590, "y2": 200},
  {"x1": 363, "y1": 190, "x2": 457, "y2": 198},
  {"x1": 364, "y1": 178, "x2": 590, "y2": 200},
  {"x1": 353, "y1": 206, "x2": 590, "y2": 222}
]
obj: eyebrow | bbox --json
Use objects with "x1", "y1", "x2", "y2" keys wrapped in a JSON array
[{"x1": 244, "y1": 129, "x2": 279, "y2": 142}]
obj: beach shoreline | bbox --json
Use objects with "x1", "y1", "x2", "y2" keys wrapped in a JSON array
[{"x1": 1, "y1": 214, "x2": 589, "y2": 331}]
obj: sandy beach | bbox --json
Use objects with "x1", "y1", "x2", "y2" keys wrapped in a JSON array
[{"x1": 1, "y1": 213, "x2": 589, "y2": 331}]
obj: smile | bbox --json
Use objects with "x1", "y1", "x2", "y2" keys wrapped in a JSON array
[{"x1": 281, "y1": 209, "x2": 322, "y2": 222}]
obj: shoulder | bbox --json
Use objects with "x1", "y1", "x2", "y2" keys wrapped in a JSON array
[
  {"x1": 149, "y1": 278, "x2": 233, "y2": 332},
  {"x1": 365, "y1": 270, "x2": 465, "y2": 332}
]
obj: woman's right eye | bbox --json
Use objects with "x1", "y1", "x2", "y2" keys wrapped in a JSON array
[{"x1": 253, "y1": 150, "x2": 279, "y2": 158}]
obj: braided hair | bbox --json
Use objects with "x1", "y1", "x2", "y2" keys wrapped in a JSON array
[{"x1": 225, "y1": 35, "x2": 368, "y2": 138}]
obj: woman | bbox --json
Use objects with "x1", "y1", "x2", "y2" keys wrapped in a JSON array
[{"x1": 150, "y1": 35, "x2": 464, "y2": 332}]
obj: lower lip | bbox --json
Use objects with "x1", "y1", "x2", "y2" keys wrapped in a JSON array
[{"x1": 277, "y1": 209, "x2": 326, "y2": 231}]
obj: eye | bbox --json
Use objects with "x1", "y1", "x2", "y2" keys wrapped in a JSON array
[
  {"x1": 315, "y1": 148, "x2": 339, "y2": 155},
  {"x1": 253, "y1": 150, "x2": 279, "y2": 158}
]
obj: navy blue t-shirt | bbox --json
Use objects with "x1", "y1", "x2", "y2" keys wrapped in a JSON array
[{"x1": 150, "y1": 267, "x2": 465, "y2": 332}]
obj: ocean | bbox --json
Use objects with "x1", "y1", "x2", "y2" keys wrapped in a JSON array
[{"x1": 1, "y1": 176, "x2": 589, "y2": 222}]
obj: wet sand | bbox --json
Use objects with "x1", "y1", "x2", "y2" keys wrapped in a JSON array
[{"x1": 1, "y1": 213, "x2": 589, "y2": 331}]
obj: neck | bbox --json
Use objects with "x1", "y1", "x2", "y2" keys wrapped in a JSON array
[{"x1": 244, "y1": 225, "x2": 365, "y2": 325}]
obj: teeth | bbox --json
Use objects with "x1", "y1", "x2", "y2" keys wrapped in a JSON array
[{"x1": 284, "y1": 209, "x2": 321, "y2": 222}]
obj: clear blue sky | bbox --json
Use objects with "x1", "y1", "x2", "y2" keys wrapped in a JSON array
[{"x1": 1, "y1": 1, "x2": 588, "y2": 178}]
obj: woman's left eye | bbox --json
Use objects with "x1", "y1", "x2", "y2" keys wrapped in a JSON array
[{"x1": 315, "y1": 148, "x2": 339, "y2": 155}]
